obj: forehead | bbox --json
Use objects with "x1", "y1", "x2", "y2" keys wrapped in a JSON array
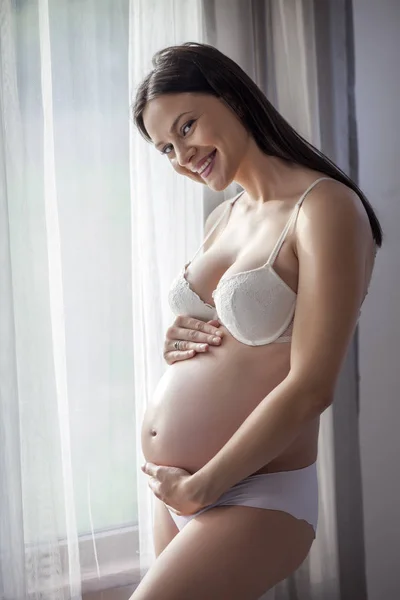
[{"x1": 143, "y1": 92, "x2": 216, "y2": 141}]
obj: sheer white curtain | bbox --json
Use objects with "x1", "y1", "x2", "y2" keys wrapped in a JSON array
[
  {"x1": 129, "y1": 0, "x2": 204, "y2": 580},
  {"x1": 0, "y1": 0, "x2": 203, "y2": 597}
]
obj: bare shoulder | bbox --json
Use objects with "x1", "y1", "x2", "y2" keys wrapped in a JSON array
[
  {"x1": 295, "y1": 178, "x2": 375, "y2": 259},
  {"x1": 203, "y1": 198, "x2": 232, "y2": 251}
]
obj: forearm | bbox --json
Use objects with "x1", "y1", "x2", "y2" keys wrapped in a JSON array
[{"x1": 192, "y1": 375, "x2": 329, "y2": 504}]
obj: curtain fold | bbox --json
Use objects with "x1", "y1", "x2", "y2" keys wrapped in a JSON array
[
  {"x1": 312, "y1": 2, "x2": 367, "y2": 598},
  {"x1": 1, "y1": 0, "x2": 82, "y2": 596},
  {"x1": 128, "y1": 0, "x2": 205, "y2": 580},
  {"x1": 0, "y1": 0, "x2": 27, "y2": 595}
]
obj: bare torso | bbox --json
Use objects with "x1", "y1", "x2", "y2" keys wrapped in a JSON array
[
  {"x1": 141, "y1": 171, "x2": 375, "y2": 478},
  {"x1": 142, "y1": 337, "x2": 320, "y2": 475}
]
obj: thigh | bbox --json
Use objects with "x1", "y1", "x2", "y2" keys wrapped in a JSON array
[
  {"x1": 153, "y1": 497, "x2": 179, "y2": 557},
  {"x1": 132, "y1": 505, "x2": 315, "y2": 600}
]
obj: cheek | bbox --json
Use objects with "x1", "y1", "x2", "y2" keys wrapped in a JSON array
[
  {"x1": 171, "y1": 160, "x2": 187, "y2": 176},
  {"x1": 172, "y1": 160, "x2": 202, "y2": 183},
  {"x1": 222, "y1": 121, "x2": 248, "y2": 153}
]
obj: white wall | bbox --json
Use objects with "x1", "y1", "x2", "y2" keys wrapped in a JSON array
[{"x1": 353, "y1": 1, "x2": 400, "y2": 599}]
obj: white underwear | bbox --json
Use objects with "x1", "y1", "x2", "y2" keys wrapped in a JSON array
[{"x1": 167, "y1": 462, "x2": 319, "y2": 536}]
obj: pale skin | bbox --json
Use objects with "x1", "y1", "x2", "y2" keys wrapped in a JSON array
[{"x1": 131, "y1": 92, "x2": 376, "y2": 599}]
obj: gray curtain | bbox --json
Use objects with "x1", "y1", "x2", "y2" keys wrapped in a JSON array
[
  {"x1": 201, "y1": 1, "x2": 367, "y2": 599},
  {"x1": 313, "y1": 2, "x2": 367, "y2": 599}
]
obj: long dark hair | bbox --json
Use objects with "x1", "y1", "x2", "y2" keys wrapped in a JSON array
[{"x1": 133, "y1": 42, "x2": 382, "y2": 247}]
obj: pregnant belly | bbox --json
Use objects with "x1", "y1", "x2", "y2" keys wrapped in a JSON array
[{"x1": 141, "y1": 341, "x2": 290, "y2": 474}]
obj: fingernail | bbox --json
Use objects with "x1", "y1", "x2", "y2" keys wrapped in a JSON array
[
  {"x1": 215, "y1": 330, "x2": 223, "y2": 337},
  {"x1": 213, "y1": 337, "x2": 221, "y2": 344}
]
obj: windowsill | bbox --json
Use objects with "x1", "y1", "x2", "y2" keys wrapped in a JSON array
[
  {"x1": 82, "y1": 583, "x2": 138, "y2": 600},
  {"x1": 26, "y1": 525, "x2": 145, "y2": 597},
  {"x1": 78, "y1": 525, "x2": 141, "y2": 593}
]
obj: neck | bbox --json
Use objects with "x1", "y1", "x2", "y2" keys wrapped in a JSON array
[{"x1": 234, "y1": 141, "x2": 302, "y2": 205}]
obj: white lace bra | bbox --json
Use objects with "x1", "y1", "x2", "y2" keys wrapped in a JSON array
[{"x1": 168, "y1": 177, "x2": 332, "y2": 346}]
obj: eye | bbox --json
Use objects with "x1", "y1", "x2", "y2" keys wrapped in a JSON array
[
  {"x1": 160, "y1": 144, "x2": 173, "y2": 155},
  {"x1": 182, "y1": 119, "x2": 195, "y2": 136},
  {"x1": 160, "y1": 119, "x2": 196, "y2": 156}
]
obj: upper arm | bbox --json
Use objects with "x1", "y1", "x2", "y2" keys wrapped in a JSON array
[
  {"x1": 203, "y1": 199, "x2": 231, "y2": 251},
  {"x1": 289, "y1": 182, "x2": 373, "y2": 404}
]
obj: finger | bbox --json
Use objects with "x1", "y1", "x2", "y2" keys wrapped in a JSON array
[
  {"x1": 171, "y1": 327, "x2": 222, "y2": 346},
  {"x1": 207, "y1": 319, "x2": 221, "y2": 329},
  {"x1": 173, "y1": 317, "x2": 223, "y2": 337},
  {"x1": 142, "y1": 462, "x2": 158, "y2": 478},
  {"x1": 169, "y1": 340, "x2": 210, "y2": 353},
  {"x1": 165, "y1": 349, "x2": 196, "y2": 364}
]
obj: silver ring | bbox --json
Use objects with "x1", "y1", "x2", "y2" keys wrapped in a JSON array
[{"x1": 174, "y1": 341, "x2": 180, "y2": 351}]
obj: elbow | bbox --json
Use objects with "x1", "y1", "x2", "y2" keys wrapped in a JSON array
[
  {"x1": 286, "y1": 373, "x2": 334, "y2": 416},
  {"x1": 304, "y1": 388, "x2": 333, "y2": 420}
]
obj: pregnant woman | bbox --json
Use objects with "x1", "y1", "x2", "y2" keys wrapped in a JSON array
[{"x1": 131, "y1": 43, "x2": 381, "y2": 599}]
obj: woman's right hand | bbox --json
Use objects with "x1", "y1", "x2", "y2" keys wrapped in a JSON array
[{"x1": 163, "y1": 316, "x2": 223, "y2": 365}]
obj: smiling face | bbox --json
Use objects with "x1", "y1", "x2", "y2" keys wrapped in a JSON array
[{"x1": 142, "y1": 92, "x2": 250, "y2": 191}]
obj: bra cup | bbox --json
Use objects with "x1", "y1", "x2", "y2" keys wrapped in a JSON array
[
  {"x1": 213, "y1": 268, "x2": 296, "y2": 345},
  {"x1": 168, "y1": 270, "x2": 217, "y2": 322}
]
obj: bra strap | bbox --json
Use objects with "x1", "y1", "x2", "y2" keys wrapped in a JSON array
[
  {"x1": 267, "y1": 177, "x2": 332, "y2": 266},
  {"x1": 266, "y1": 205, "x2": 301, "y2": 266},
  {"x1": 187, "y1": 190, "x2": 244, "y2": 265}
]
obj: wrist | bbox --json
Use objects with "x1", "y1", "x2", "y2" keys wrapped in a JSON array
[{"x1": 189, "y1": 465, "x2": 222, "y2": 507}]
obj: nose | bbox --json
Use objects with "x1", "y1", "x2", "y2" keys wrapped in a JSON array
[{"x1": 175, "y1": 144, "x2": 196, "y2": 169}]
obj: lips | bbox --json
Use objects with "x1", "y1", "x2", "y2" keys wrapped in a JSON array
[
  {"x1": 195, "y1": 150, "x2": 216, "y2": 173},
  {"x1": 199, "y1": 151, "x2": 217, "y2": 178}
]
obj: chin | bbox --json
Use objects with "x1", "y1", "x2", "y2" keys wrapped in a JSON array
[
  {"x1": 208, "y1": 181, "x2": 228, "y2": 192},
  {"x1": 209, "y1": 174, "x2": 235, "y2": 192}
]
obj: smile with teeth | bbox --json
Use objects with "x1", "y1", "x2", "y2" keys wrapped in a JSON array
[{"x1": 196, "y1": 150, "x2": 216, "y2": 175}]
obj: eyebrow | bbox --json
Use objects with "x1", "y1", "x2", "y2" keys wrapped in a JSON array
[{"x1": 155, "y1": 111, "x2": 192, "y2": 149}]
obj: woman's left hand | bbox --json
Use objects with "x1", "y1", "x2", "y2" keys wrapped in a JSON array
[{"x1": 141, "y1": 462, "x2": 209, "y2": 516}]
